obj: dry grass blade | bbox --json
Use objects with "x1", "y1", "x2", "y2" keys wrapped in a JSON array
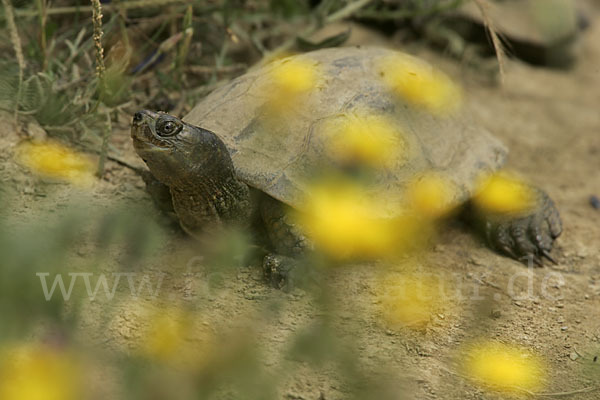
[
  {"x1": 473, "y1": 0, "x2": 507, "y2": 85},
  {"x1": 2, "y1": 0, "x2": 25, "y2": 124}
]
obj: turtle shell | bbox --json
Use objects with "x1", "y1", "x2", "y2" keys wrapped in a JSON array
[{"x1": 184, "y1": 47, "x2": 506, "y2": 218}]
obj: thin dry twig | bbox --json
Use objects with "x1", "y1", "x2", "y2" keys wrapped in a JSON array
[
  {"x1": 520, "y1": 386, "x2": 600, "y2": 398},
  {"x1": 473, "y1": 0, "x2": 507, "y2": 85},
  {"x1": 440, "y1": 365, "x2": 599, "y2": 398},
  {"x1": 2, "y1": 0, "x2": 25, "y2": 124}
]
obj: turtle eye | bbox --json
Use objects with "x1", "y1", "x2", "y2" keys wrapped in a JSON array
[{"x1": 157, "y1": 118, "x2": 182, "y2": 137}]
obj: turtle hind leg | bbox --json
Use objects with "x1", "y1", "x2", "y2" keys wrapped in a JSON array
[
  {"x1": 260, "y1": 195, "x2": 314, "y2": 290},
  {"x1": 469, "y1": 187, "x2": 562, "y2": 266}
]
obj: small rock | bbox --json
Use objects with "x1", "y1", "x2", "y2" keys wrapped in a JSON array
[
  {"x1": 491, "y1": 309, "x2": 502, "y2": 319},
  {"x1": 25, "y1": 121, "x2": 47, "y2": 142},
  {"x1": 590, "y1": 195, "x2": 600, "y2": 210},
  {"x1": 569, "y1": 352, "x2": 579, "y2": 361},
  {"x1": 561, "y1": 326, "x2": 569, "y2": 331}
]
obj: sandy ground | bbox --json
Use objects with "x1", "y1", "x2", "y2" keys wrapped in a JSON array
[{"x1": 2, "y1": 3, "x2": 599, "y2": 399}]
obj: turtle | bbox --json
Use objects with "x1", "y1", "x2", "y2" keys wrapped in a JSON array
[{"x1": 131, "y1": 46, "x2": 562, "y2": 289}]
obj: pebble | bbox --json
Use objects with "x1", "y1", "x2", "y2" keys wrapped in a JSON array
[
  {"x1": 26, "y1": 121, "x2": 47, "y2": 142},
  {"x1": 491, "y1": 309, "x2": 502, "y2": 319},
  {"x1": 590, "y1": 195, "x2": 600, "y2": 210},
  {"x1": 561, "y1": 326, "x2": 569, "y2": 331},
  {"x1": 569, "y1": 352, "x2": 579, "y2": 361}
]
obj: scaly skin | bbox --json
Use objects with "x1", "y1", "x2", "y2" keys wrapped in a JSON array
[
  {"x1": 472, "y1": 188, "x2": 562, "y2": 266},
  {"x1": 131, "y1": 110, "x2": 253, "y2": 236}
]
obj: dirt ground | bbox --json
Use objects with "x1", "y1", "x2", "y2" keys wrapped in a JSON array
[{"x1": 2, "y1": 3, "x2": 599, "y2": 399}]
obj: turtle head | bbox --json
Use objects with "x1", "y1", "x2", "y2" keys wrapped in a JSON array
[{"x1": 131, "y1": 110, "x2": 235, "y2": 188}]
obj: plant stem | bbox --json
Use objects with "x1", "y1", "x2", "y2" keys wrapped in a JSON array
[
  {"x1": 35, "y1": 0, "x2": 48, "y2": 70},
  {"x1": 96, "y1": 110, "x2": 112, "y2": 178},
  {"x1": 91, "y1": 0, "x2": 110, "y2": 177},
  {"x1": 1, "y1": 0, "x2": 25, "y2": 125}
]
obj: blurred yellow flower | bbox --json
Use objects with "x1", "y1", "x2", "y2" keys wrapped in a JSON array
[
  {"x1": 462, "y1": 341, "x2": 546, "y2": 392},
  {"x1": 262, "y1": 58, "x2": 321, "y2": 121},
  {"x1": 323, "y1": 112, "x2": 405, "y2": 169},
  {"x1": 139, "y1": 306, "x2": 214, "y2": 367},
  {"x1": 406, "y1": 172, "x2": 457, "y2": 218},
  {"x1": 270, "y1": 58, "x2": 318, "y2": 94},
  {"x1": 16, "y1": 140, "x2": 95, "y2": 185},
  {"x1": 0, "y1": 343, "x2": 82, "y2": 400},
  {"x1": 296, "y1": 180, "x2": 396, "y2": 259},
  {"x1": 295, "y1": 179, "x2": 426, "y2": 260},
  {"x1": 473, "y1": 172, "x2": 537, "y2": 215},
  {"x1": 379, "y1": 53, "x2": 463, "y2": 115},
  {"x1": 376, "y1": 271, "x2": 447, "y2": 330}
]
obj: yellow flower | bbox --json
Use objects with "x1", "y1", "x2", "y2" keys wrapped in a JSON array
[
  {"x1": 261, "y1": 58, "x2": 321, "y2": 123},
  {"x1": 139, "y1": 306, "x2": 214, "y2": 367},
  {"x1": 323, "y1": 112, "x2": 406, "y2": 169},
  {"x1": 16, "y1": 140, "x2": 95, "y2": 185},
  {"x1": 375, "y1": 270, "x2": 448, "y2": 330},
  {"x1": 0, "y1": 343, "x2": 82, "y2": 400},
  {"x1": 297, "y1": 181, "x2": 396, "y2": 259},
  {"x1": 473, "y1": 172, "x2": 537, "y2": 215},
  {"x1": 462, "y1": 341, "x2": 546, "y2": 392},
  {"x1": 270, "y1": 58, "x2": 318, "y2": 94},
  {"x1": 295, "y1": 178, "x2": 425, "y2": 260},
  {"x1": 379, "y1": 53, "x2": 463, "y2": 115},
  {"x1": 405, "y1": 172, "x2": 457, "y2": 218}
]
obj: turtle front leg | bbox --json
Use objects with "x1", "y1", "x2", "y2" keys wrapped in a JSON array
[
  {"x1": 260, "y1": 195, "x2": 314, "y2": 290},
  {"x1": 139, "y1": 169, "x2": 175, "y2": 215},
  {"x1": 471, "y1": 187, "x2": 562, "y2": 266}
]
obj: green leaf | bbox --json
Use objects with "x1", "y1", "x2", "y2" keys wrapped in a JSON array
[{"x1": 296, "y1": 28, "x2": 351, "y2": 51}]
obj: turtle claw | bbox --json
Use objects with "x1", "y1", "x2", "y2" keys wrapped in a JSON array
[
  {"x1": 262, "y1": 253, "x2": 317, "y2": 291},
  {"x1": 541, "y1": 249, "x2": 558, "y2": 265},
  {"x1": 478, "y1": 188, "x2": 561, "y2": 266}
]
